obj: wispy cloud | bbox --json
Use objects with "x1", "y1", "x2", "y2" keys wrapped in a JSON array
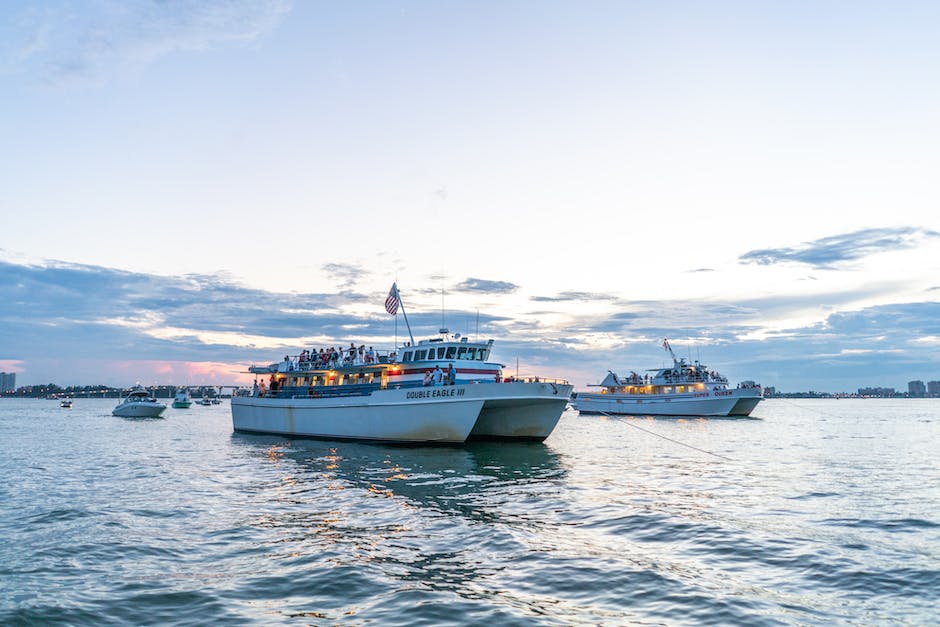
[
  {"x1": 4, "y1": 0, "x2": 292, "y2": 86},
  {"x1": 322, "y1": 262, "x2": 368, "y2": 292},
  {"x1": 738, "y1": 227, "x2": 939, "y2": 269},
  {"x1": 454, "y1": 278, "x2": 519, "y2": 294},
  {"x1": 531, "y1": 291, "x2": 619, "y2": 303}
]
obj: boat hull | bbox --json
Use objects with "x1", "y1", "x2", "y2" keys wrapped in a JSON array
[
  {"x1": 571, "y1": 388, "x2": 762, "y2": 417},
  {"x1": 470, "y1": 383, "x2": 573, "y2": 441},
  {"x1": 172, "y1": 401, "x2": 192, "y2": 408},
  {"x1": 112, "y1": 402, "x2": 167, "y2": 418},
  {"x1": 231, "y1": 382, "x2": 572, "y2": 443}
]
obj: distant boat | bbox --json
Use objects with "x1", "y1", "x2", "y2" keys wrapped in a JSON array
[
  {"x1": 571, "y1": 339, "x2": 763, "y2": 417},
  {"x1": 198, "y1": 396, "x2": 212, "y2": 406},
  {"x1": 60, "y1": 399, "x2": 72, "y2": 408},
  {"x1": 112, "y1": 387, "x2": 166, "y2": 418},
  {"x1": 172, "y1": 389, "x2": 192, "y2": 408}
]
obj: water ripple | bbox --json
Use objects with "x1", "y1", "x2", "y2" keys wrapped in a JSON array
[{"x1": 1, "y1": 400, "x2": 938, "y2": 624}]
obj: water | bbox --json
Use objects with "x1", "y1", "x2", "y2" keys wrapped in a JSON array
[{"x1": 1, "y1": 398, "x2": 938, "y2": 625}]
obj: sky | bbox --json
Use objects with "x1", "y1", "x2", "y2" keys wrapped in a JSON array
[{"x1": 1, "y1": 1, "x2": 939, "y2": 392}]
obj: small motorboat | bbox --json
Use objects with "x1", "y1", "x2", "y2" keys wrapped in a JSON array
[
  {"x1": 113, "y1": 387, "x2": 166, "y2": 418},
  {"x1": 60, "y1": 399, "x2": 73, "y2": 408},
  {"x1": 172, "y1": 389, "x2": 193, "y2": 408}
]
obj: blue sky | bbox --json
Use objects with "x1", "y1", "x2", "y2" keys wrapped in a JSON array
[{"x1": 2, "y1": 1, "x2": 939, "y2": 391}]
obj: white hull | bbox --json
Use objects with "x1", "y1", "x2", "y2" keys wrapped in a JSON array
[
  {"x1": 232, "y1": 382, "x2": 571, "y2": 443},
  {"x1": 113, "y1": 402, "x2": 166, "y2": 418},
  {"x1": 572, "y1": 388, "x2": 762, "y2": 417},
  {"x1": 471, "y1": 383, "x2": 573, "y2": 440}
]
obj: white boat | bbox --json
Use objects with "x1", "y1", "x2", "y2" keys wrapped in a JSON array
[
  {"x1": 112, "y1": 387, "x2": 167, "y2": 418},
  {"x1": 198, "y1": 396, "x2": 212, "y2": 406},
  {"x1": 571, "y1": 339, "x2": 763, "y2": 417},
  {"x1": 172, "y1": 389, "x2": 192, "y2": 408},
  {"x1": 60, "y1": 399, "x2": 72, "y2": 408},
  {"x1": 232, "y1": 326, "x2": 572, "y2": 443}
]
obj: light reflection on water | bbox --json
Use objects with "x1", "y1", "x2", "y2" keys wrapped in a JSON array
[{"x1": 1, "y1": 398, "x2": 938, "y2": 625}]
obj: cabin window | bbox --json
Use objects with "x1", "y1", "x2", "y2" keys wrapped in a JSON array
[
  {"x1": 415, "y1": 349, "x2": 427, "y2": 360},
  {"x1": 437, "y1": 347, "x2": 446, "y2": 359},
  {"x1": 477, "y1": 350, "x2": 488, "y2": 361},
  {"x1": 403, "y1": 351, "x2": 413, "y2": 361},
  {"x1": 457, "y1": 347, "x2": 468, "y2": 359},
  {"x1": 445, "y1": 346, "x2": 456, "y2": 358},
  {"x1": 466, "y1": 347, "x2": 477, "y2": 360}
]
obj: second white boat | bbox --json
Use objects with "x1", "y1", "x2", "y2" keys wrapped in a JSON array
[{"x1": 571, "y1": 339, "x2": 763, "y2": 417}]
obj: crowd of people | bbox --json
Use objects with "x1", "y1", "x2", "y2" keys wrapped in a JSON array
[{"x1": 279, "y1": 344, "x2": 386, "y2": 371}]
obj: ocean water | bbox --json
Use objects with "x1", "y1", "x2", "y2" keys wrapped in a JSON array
[{"x1": 1, "y1": 398, "x2": 938, "y2": 626}]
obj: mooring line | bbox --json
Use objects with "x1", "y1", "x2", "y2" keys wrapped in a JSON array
[{"x1": 597, "y1": 410, "x2": 734, "y2": 461}]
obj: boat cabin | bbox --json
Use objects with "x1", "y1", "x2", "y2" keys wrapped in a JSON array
[
  {"x1": 594, "y1": 358, "x2": 729, "y2": 396},
  {"x1": 399, "y1": 337, "x2": 493, "y2": 364},
  {"x1": 248, "y1": 336, "x2": 501, "y2": 399}
]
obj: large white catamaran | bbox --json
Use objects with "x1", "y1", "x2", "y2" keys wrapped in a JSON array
[{"x1": 231, "y1": 283, "x2": 572, "y2": 443}]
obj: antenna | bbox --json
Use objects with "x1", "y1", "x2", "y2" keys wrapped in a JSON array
[{"x1": 439, "y1": 281, "x2": 449, "y2": 336}]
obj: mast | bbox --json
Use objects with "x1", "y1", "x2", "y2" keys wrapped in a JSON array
[{"x1": 662, "y1": 338, "x2": 678, "y2": 364}]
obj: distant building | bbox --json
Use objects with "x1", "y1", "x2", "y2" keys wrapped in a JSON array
[
  {"x1": 908, "y1": 380, "x2": 926, "y2": 397},
  {"x1": 763, "y1": 386, "x2": 776, "y2": 396},
  {"x1": 0, "y1": 372, "x2": 15, "y2": 393},
  {"x1": 858, "y1": 386, "x2": 896, "y2": 397},
  {"x1": 928, "y1": 381, "x2": 940, "y2": 397}
]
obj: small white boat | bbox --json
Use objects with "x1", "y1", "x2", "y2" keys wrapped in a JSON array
[
  {"x1": 60, "y1": 399, "x2": 73, "y2": 408},
  {"x1": 198, "y1": 396, "x2": 212, "y2": 406},
  {"x1": 571, "y1": 339, "x2": 763, "y2": 417},
  {"x1": 172, "y1": 389, "x2": 192, "y2": 408},
  {"x1": 112, "y1": 387, "x2": 166, "y2": 418}
]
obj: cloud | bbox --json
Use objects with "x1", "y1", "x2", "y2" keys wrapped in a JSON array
[
  {"x1": 3, "y1": 258, "x2": 939, "y2": 392},
  {"x1": 454, "y1": 278, "x2": 519, "y2": 294},
  {"x1": 531, "y1": 291, "x2": 620, "y2": 303},
  {"x1": 322, "y1": 262, "x2": 368, "y2": 291},
  {"x1": 738, "y1": 227, "x2": 939, "y2": 269},
  {"x1": 4, "y1": 0, "x2": 292, "y2": 86}
]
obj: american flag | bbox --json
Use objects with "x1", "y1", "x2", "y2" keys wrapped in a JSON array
[{"x1": 385, "y1": 283, "x2": 400, "y2": 315}]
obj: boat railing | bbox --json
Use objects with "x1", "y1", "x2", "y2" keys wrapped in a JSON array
[
  {"x1": 274, "y1": 351, "x2": 397, "y2": 372},
  {"x1": 500, "y1": 376, "x2": 569, "y2": 385}
]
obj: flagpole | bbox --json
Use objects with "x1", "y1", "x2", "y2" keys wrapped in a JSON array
[{"x1": 396, "y1": 285, "x2": 416, "y2": 347}]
